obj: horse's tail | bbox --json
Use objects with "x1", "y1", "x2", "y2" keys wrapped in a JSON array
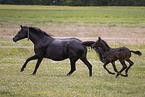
[
  {"x1": 82, "y1": 41, "x2": 104, "y2": 63},
  {"x1": 130, "y1": 50, "x2": 142, "y2": 56},
  {"x1": 82, "y1": 41, "x2": 95, "y2": 47}
]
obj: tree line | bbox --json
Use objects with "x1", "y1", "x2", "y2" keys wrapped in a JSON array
[{"x1": 0, "y1": 0, "x2": 145, "y2": 6}]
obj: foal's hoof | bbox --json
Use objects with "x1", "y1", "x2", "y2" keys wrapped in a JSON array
[
  {"x1": 116, "y1": 73, "x2": 120, "y2": 78},
  {"x1": 125, "y1": 74, "x2": 128, "y2": 77},
  {"x1": 110, "y1": 72, "x2": 115, "y2": 75},
  {"x1": 121, "y1": 74, "x2": 128, "y2": 77}
]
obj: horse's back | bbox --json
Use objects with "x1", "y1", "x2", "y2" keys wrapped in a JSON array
[
  {"x1": 116, "y1": 47, "x2": 130, "y2": 53},
  {"x1": 44, "y1": 38, "x2": 86, "y2": 60},
  {"x1": 58, "y1": 38, "x2": 87, "y2": 58},
  {"x1": 116, "y1": 47, "x2": 131, "y2": 60},
  {"x1": 66, "y1": 38, "x2": 86, "y2": 57}
]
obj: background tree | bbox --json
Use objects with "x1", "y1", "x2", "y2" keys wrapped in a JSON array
[{"x1": 0, "y1": 0, "x2": 145, "y2": 6}]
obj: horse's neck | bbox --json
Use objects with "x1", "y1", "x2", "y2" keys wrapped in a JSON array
[
  {"x1": 29, "y1": 31, "x2": 52, "y2": 45},
  {"x1": 101, "y1": 42, "x2": 110, "y2": 52}
]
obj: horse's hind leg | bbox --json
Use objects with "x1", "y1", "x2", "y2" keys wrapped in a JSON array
[
  {"x1": 116, "y1": 60, "x2": 127, "y2": 78},
  {"x1": 21, "y1": 55, "x2": 38, "y2": 72},
  {"x1": 80, "y1": 57, "x2": 92, "y2": 76},
  {"x1": 67, "y1": 58, "x2": 78, "y2": 76},
  {"x1": 125, "y1": 59, "x2": 134, "y2": 77}
]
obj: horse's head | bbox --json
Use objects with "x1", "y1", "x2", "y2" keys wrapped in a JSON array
[
  {"x1": 13, "y1": 25, "x2": 29, "y2": 42},
  {"x1": 92, "y1": 37, "x2": 102, "y2": 48}
]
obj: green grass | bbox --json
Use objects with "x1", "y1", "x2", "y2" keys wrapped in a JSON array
[
  {"x1": 0, "y1": 47, "x2": 145, "y2": 97},
  {"x1": 0, "y1": 5, "x2": 145, "y2": 24},
  {"x1": 0, "y1": 5, "x2": 145, "y2": 97}
]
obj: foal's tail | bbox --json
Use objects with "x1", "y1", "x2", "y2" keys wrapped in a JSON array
[
  {"x1": 82, "y1": 41, "x2": 104, "y2": 63},
  {"x1": 130, "y1": 50, "x2": 142, "y2": 56}
]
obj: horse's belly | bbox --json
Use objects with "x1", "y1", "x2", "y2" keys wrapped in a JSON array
[
  {"x1": 44, "y1": 50, "x2": 68, "y2": 61},
  {"x1": 45, "y1": 55, "x2": 68, "y2": 61},
  {"x1": 106, "y1": 55, "x2": 118, "y2": 62}
]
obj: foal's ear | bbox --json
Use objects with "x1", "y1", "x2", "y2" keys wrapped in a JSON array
[
  {"x1": 20, "y1": 25, "x2": 23, "y2": 29},
  {"x1": 98, "y1": 37, "x2": 101, "y2": 41}
]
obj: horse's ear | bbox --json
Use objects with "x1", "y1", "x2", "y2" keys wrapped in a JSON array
[
  {"x1": 98, "y1": 37, "x2": 101, "y2": 41},
  {"x1": 20, "y1": 25, "x2": 23, "y2": 29}
]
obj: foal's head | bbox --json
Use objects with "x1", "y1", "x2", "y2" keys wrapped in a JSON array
[
  {"x1": 92, "y1": 37, "x2": 110, "y2": 50},
  {"x1": 13, "y1": 25, "x2": 29, "y2": 42},
  {"x1": 92, "y1": 37, "x2": 103, "y2": 48}
]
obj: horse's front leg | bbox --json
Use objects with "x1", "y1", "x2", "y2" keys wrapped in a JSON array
[
  {"x1": 103, "y1": 61, "x2": 115, "y2": 75},
  {"x1": 21, "y1": 55, "x2": 38, "y2": 72},
  {"x1": 111, "y1": 62, "x2": 118, "y2": 74},
  {"x1": 32, "y1": 57, "x2": 43, "y2": 75}
]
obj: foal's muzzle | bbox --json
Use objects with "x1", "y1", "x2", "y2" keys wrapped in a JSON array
[{"x1": 91, "y1": 44, "x2": 96, "y2": 48}]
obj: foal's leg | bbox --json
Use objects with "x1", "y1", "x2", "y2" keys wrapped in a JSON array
[
  {"x1": 80, "y1": 57, "x2": 92, "y2": 76},
  {"x1": 116, "y1": 60, "x2": 127, "y2": 78},
  {"x1": 125, "y1": 59, "x2": 134, "y2": 77},
  {"x1": 67, "y1": 58, "x2": 78, "y2": 76},
  {"x1": 111, "y1": 61, "x2": 118, "y2": 74},
  {"x1": 21, "y1": 55, "x2": 38, "y2": 72},
  {"x1": 32, "y1": 57, "x2": 43, "y2": 75},
  {"x1": 103, "y1": 61, "x2": 115, "y2": 75}
]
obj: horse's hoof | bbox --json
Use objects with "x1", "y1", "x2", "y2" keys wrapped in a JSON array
[
  {"x1": 67, "y1": 73, "x2": 71, "y2": 76},
  {"x1": 124, "y1": 74, "x2": 128, "y2": 77},
  {"x1": 31, "y1": 73, "x2": 36, "y2": 75},
  {"x1": 89, "y1": 75, "x2": 92, "y2": 77},
  {"x1": 20, "y1": 68, "x2": 24, "y2": 72},
  {"x1": 89, "y1": 73, "x2": 92, "y2": 77}
]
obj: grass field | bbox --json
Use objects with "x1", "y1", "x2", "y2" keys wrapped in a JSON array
[
  {"x1": 0, "y1": 5, "x2": 145, "y2": 97},
  {"x1": 0, "y1": 5, "x2": 145, "y2": 22}
]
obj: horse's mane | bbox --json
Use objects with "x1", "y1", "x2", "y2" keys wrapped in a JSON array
[
  {"x1": 101, "y1": 40, "x2": 110, "y2": 49},
  {"x1": 25, "y1": 26, "x2": 51, "y2": 37}
]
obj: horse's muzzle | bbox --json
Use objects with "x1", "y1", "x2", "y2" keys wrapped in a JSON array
[{"x1": 13, "y1": 38, "x2": 17, "y2": 42}]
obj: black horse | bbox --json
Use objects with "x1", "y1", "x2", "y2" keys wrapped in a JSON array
[
  {"x1": 92, "y1": 37, "x2": 142, "y2": 78},
  {"x1": 13, "y1": 25, "x2": 102, "y2": 76}
]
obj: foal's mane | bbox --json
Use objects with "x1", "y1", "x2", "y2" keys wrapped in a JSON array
[
  {"x1": 25, "y1": 26, "x2": 51, "y2": 37},
  {"x1": 101, "y1": 39, "x2": 110, "y2": 48}
]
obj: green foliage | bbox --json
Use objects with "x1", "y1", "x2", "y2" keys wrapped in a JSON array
[{"x1": 0, "y1": 0, "x2": 145, "y2": 6}]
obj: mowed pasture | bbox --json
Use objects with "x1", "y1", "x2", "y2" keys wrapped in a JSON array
[{"x1": 0, "y1": 5, "x2": 145, "y2": 97}]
